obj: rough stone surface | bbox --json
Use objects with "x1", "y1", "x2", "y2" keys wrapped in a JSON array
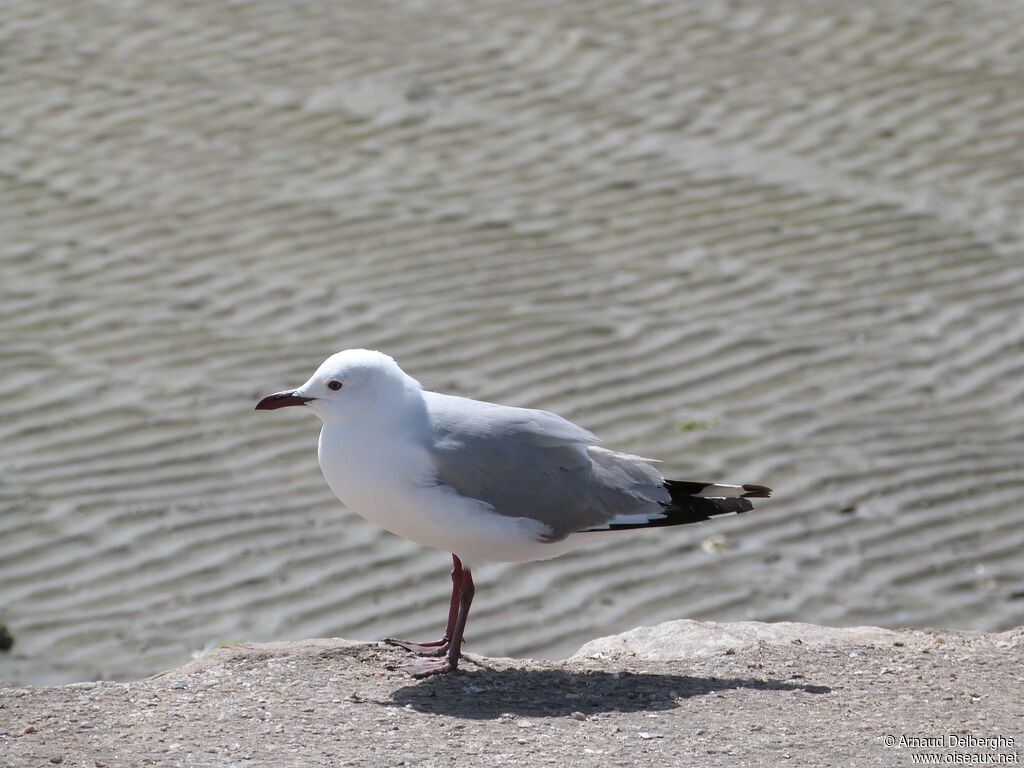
[
  {"x1": 572, "y1": 618, "x2": 939, "y2": 660},
  {"x1": 2, "y1": 622, "x2": 1021, "y2": 767}
]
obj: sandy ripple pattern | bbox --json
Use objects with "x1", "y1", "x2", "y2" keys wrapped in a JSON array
[{"x1": 2, "y1": 0, "x2": 1023, "y2": 685}]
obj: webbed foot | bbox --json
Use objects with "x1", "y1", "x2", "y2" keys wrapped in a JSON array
[
  {"x1": 400, "y1": 655, "x2": 456, "y2": 678},
  {"x1": 383, "y1": 637, "x2": 450, "y2": 657}
]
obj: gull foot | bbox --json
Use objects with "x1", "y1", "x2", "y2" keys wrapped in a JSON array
[
  {"x1": 400, "y1": 656, "x2": 456, "y2": 678},
  {"x1": 383, "y1": 637, "x2": 450, "y2": 657}
]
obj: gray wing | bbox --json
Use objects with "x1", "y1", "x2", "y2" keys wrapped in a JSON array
[{"x1": 422, "y1": 391, "x2": 670, "y2": 541}]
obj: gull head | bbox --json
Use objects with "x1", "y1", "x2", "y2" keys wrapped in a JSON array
[{"x1": 255, "y1": 349, "x2": 421, "y2": 427}]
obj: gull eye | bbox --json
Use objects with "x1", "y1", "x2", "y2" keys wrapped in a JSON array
[{"x1": 327, "y1": 380, "x2": 343, "y2": 391}]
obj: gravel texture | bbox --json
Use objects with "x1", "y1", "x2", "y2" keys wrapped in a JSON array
[{"x1": 2, "y1": 621, "x2": 1021, "y2": 767}]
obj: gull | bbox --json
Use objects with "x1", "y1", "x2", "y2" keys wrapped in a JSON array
[{"x1": 256, "y1": 349, "x2": 771, "y2": 678}]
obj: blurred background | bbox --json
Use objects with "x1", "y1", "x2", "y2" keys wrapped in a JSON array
[{"x1": 2, "y1": 0, "x2": 1023, "y2": 686}]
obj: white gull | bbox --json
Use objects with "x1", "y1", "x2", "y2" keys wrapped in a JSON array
[{"x1": 256, "y1": 349, "x2": 771, "y2": 677}]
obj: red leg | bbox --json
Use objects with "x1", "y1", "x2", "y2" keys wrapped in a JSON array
[
  {"x1": 384, "y1": 555, "x2": 463, "y2": 656},
  {"x1": 401, "y1": 565, "x2": 474, "y2": 678}
]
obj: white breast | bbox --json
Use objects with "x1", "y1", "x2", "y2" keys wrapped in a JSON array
[{"x1": 316, "y1": 424, "x2": 558, "y2": 565}]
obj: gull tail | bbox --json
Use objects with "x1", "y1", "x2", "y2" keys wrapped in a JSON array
[{"x1": 583, "y1": 480, "x2": 772, "y2": 532}]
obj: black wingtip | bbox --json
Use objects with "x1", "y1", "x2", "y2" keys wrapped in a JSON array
[{"x1": 579, "y1": 480, "x2": 771, "y2": 534}]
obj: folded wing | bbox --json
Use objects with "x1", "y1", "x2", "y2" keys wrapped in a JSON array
[{"x1": 423, "y1": 392, "x2": 673, "y2": 541}]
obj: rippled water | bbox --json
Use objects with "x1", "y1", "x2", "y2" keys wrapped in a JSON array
[{"x1": 2, "y1": 0, "x2": 1023, "y2": 685}]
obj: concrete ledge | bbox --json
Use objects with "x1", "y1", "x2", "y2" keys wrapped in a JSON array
[{"x1": 1, "y1": 622, "x2": 1021, "y2": 767}]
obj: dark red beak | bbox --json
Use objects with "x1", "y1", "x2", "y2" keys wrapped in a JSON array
[{"x1": 255, "y1": 390, "x2": 314, "y2": 410}]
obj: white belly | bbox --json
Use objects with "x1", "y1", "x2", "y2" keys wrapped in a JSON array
[{"x1": 317, "y1": 425, "x2": 559, "y2": 566}]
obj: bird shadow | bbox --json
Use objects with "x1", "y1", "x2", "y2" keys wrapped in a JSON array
[{"x1": 385, "y1": 660, "x2": 830, "y2": 720}]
